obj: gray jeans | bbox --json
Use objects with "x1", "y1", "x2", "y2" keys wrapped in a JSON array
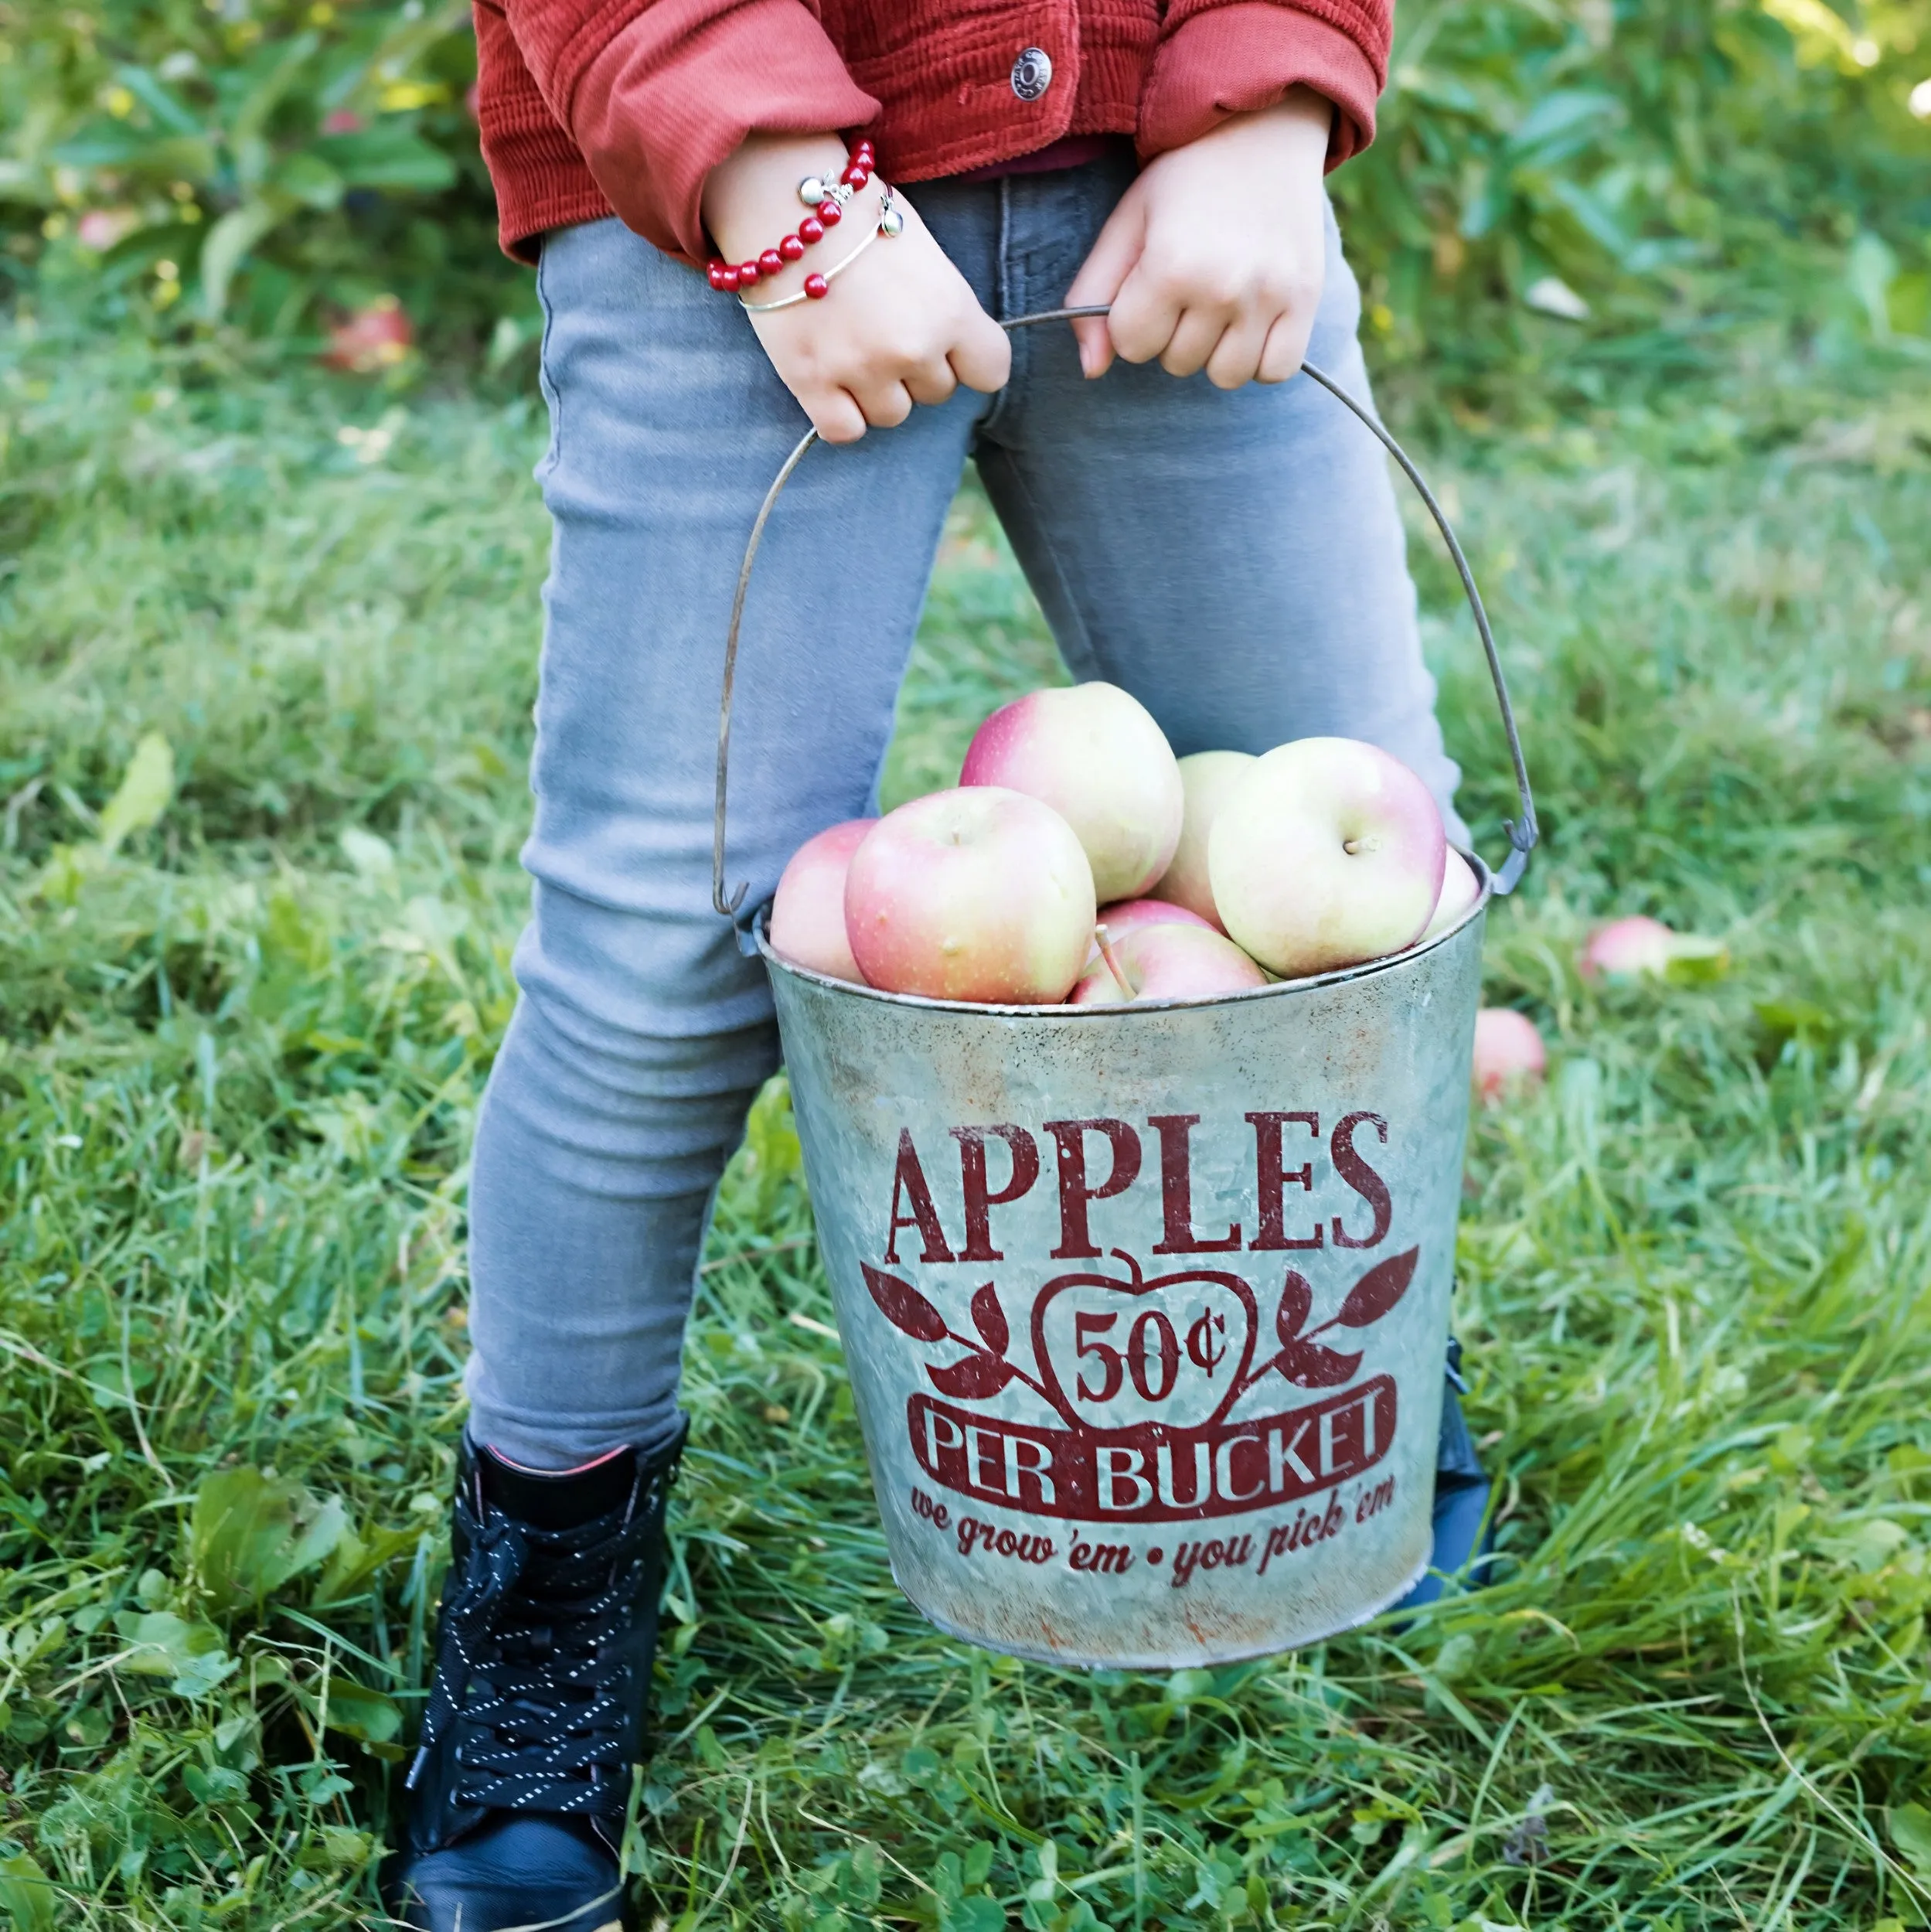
[{"x1": 465, "y1": 152, "x2": 1462, "y2": 1469}]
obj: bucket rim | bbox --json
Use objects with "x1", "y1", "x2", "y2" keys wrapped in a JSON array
[{"x1": 761, "y1": 849, "x2": 1493, "y2": 1017}]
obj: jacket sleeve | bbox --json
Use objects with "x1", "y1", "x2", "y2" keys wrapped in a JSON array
[
  {"x1": 1137, "y1": 0, "x2": 1391, "y2": 170},
  {"x1": 499, "y1": 0, "x2": 879, "y2": 262}
]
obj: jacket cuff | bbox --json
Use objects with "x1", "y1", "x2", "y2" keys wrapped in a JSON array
[
  {"x1": 570, "y1": 0, "x2": 879, "y2": 264},
  {"x1": 1139, "y1": 1, "x2": 1386, "y2": 169}
]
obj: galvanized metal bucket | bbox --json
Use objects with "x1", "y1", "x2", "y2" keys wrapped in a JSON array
[{"x1": 713, "y1": 312, "x2": 1538, "y2": 1668}]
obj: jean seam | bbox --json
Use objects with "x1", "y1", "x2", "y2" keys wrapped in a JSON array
[
  {"x1": 534, "y1": 240, "x2": 563, "y2": 479},
  {"x1": 976, "y1": 176, "x2": 1017, "y2": 441},
  {"x1": 983, "y1": 450, "x2": 1100, "y2": 683}
]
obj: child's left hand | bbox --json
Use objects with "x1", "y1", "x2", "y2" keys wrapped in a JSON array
[{"x1": 1066, "y1": 90, "x2": 1333, "y2": 390}]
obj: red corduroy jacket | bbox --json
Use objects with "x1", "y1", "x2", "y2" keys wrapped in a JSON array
[{"x1": 473, "y1": 0, "x2": 1391, "y2": 264}]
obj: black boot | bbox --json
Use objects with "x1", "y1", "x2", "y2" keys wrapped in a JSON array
[
  {"x1": 1394, "y1": 1338, "x2": 1497, "y2": 1613},
  {"x1": 381, "y1": 1427, "x2": 684, "y2": 1932}
]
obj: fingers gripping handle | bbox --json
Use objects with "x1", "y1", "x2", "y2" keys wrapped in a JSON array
[{"x1": 713, "y1": 305, "x2": 1538, "y2": 922}]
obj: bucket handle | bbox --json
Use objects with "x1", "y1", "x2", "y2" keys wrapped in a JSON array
[{"x1": 713, "y1": 304, "x2": 1538, "y2": 922}]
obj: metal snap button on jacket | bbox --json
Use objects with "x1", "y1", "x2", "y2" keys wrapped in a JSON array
[{"x1": 1010, "y1": 46, "x2": 1053, "y2": 101}]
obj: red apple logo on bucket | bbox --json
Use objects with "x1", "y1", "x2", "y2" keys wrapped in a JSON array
[
  {"x1": 1034, "y1": 1254, "x2": 1258, "y2": 1433},
  {"x1": 867, "y1": 1228, "x2": 1415, "y2": 1526}
]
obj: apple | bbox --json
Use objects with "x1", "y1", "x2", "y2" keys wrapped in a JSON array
[
  {"x1": 845, "y1": 787, "x2": 1095, "y2": 1003},
  {"x1": 1472, "y1": 1007, "x2": 1546, "y2": 1102},
  {"x1": 1418, "y1": 848, "x2": 1482, "y2": 944},
  {"x1": 1149, "y1": 749, "x2": 1255, "y2": 931},
  {"x1": 960, "y1": 682, "x2": 1183, "y2": 902},
  {"x1": 1083, "y1": 896, "x2": 1214, "y2": 966},
  {"x1": 77, "y1": 208, "x2": 138, "y2": 251},
  {"x1": 1071, "y1": 922, "x2": 1269, "y2": 1005},
  {"x1": 1579, "y1": 914, "x2": 1671, "y2": 979},
  {"x1": 769, "y1": 819, "x2": 875, "y2": 983},
  {"x1": 1207, "y1": 738, "x2": 1446, "y2": 978},
  {"x1": 322, "y1": 296, "x2": 413, "y2": 373},
  {"x1": 1578, "y1": 915, "x2": 1729, "y2": 984}
]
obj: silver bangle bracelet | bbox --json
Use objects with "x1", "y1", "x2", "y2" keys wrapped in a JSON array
[{"x1": 739, "y1": 189, "x2": 904, "y2": 315}]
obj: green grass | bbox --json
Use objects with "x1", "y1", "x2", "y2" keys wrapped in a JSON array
[{"x1": 2, "y1": 315, "x2": 1930, "y2": 1932}]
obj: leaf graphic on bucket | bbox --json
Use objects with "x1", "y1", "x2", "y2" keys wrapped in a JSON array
[
  {"x1": 972, "y1": 1283, "x2": 1010, "y2": 1354},
  {"x1": 927, "y1": 1351, "x2": 1018, "y2": 1400},
  {"x1": 1276, "y1": 1339, "x2": 1364, "y2": 1387},
  {"x1": 863, "y1": 1262, "x2": 948, "y2": 1343},
  {"x1": 1234, "y1": 1247, "x2": 1420, "y2": 1396},
  {"x1": 1335, "y1": 1247, "x2": 1418, "y2": 1327},
  {"x1": 1268, "y1": 1271, "x2": 1360, "y2": 1382},
  {"x1": 1275, "y1": 1269, "x2": 1313, "y2": 1347},
  {"x1": 863, "y1": 1267, "x2": 1065, "y2": 1416}
]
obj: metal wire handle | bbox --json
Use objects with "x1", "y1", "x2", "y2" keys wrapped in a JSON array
[{"x1": 713, "y1": 303, "x2": 1538, "y2": 920}]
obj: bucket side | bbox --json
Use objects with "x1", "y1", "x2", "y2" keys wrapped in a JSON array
[{"x1": 771, "y1": 914, "x2": 1485, "y2": 1668}]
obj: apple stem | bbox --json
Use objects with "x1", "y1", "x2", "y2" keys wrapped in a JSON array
[{"x1": 1094, "y1": 923, "x2": 1136, "y2": 1000}]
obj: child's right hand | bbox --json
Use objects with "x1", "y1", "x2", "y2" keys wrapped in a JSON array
[{"x1": 703, "y1": 135, "x2": 1010, "y2": 445}]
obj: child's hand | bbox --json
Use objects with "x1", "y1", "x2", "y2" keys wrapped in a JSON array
[
  {"x1": 703, "y1": 134, "x2": 1010, "y2": 445},
  {"x1": 1065, "y1": 91, "x2": 1333, "y2": 390}
]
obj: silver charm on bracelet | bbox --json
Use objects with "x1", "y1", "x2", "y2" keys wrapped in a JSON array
[
  {"x1": 740, "y1": 189, "x2": 902, "y2": 312},
  {"x1": 798, "y1": 175, "x2": 856, "y2": 210}
]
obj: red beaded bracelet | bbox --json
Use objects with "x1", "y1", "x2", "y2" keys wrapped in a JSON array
[
  {"x1": 738, "y1": 188, "x2": 901, "y2": 312},
  {"x1": 707, "y1": 141, "x2": 875, "y2": 295}
]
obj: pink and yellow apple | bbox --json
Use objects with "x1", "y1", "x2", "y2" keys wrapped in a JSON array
[
  {"x1": 1578, "y1": 914, "x2": 1674, "y2": 980},
  {"x1": 960, "y1": 681, "x2": 1183, "y2": 903},
  {"x1": 844, "y1": 788, "x2": 1095, "y2": 1003},
  {"x1": 1071, "y1": 922, "x2": 1269, "y2": 1005},
  {"x1": 1578, "y1": 915, "x2": 1728, "y2": 984},
  {"x1": 1418, "y1": 848, "x2": 1482, "y2": 945},
  {"x1": 1208, "y1": 738, "x2": 1446, "y2": 978},
  {"x1": 1149, "y1": 749, "x2": 1255, "y2": 931},
  {"x1": 1082, "y1": 896, "x2": 1214, "y2": 966},
  {"x1": 768, "y1": 818, "x2": 876, "y2": 983},
  {"x1": 1472, "y1": 1007, "x2": 1546, "y2": 1102}
]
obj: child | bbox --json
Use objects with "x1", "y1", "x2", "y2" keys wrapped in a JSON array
[{"x1": 385, "y1": 3, "x2": 1486, "y2": 1925}]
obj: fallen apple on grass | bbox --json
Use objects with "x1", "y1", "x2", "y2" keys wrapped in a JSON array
[
  {"x1": 77, "y1": 208, "x2": 138, "y2": 252},
  {"x1": 1472, "y1": 1007, "x2": 1546, "y2": 1102},
  {"x1": 1209, "y1": 738, "x2": 1447, "y2": 978},
  {"x1": 844, "y1": 787, "x2": 1095, "y2": 1003},
  {"x1": 769, "y1": 818, "x2": 875, "y2": 983},
  {"x1": 1579, "y1": 915, "x2": 1729, "y2": 984},
  {"x1": 322, "y1": 296, "x2": 414, "y2": 373},
  {"x1": 1071, "y1": 922, "x2": 1269, "y2": 1005},
  {"x1": 961, "y1": 681, "x2": 1183, "y2": 903},
  {"x1": 1149, "y1": 749, "x2": 1255, "y2": 931}
]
